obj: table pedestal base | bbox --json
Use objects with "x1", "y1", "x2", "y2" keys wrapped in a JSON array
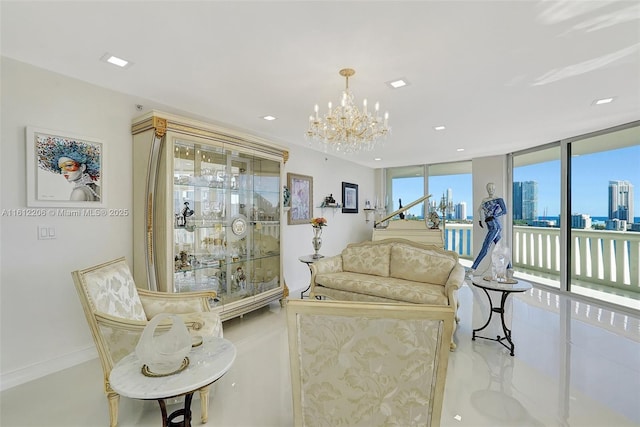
[
  {"x1": 299, "y1": 254, "x2": 323, "y2": 299},
  {"x1": 472, "y1": 288, "x2": 516, "y2": 356},
  {"x1": 158, "y1": 392, "x2": 193, "y2": 427}
]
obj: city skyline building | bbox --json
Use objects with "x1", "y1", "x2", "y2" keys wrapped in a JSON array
[
  {"x1": 606, "y1": 218, "x2": 627, "y2": 231},
  {"x1": 571, "y1": 213, "x2": 592, "y2": 229},
  {"x1": 608, "y1": 180, "x2": 634, "y2": 222},
  {"x1": 513, "y1": 181, "x2": 538, "y2": 221},
  {"x1": 454, "y1": 202, "x2": 467, "y2": 220}
]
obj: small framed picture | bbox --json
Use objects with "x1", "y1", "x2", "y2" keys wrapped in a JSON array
[
  {"x1": 287, "y1": 173, "x2": 313, "y2": 225},
  {"x1": 26, "y1": 126, "x2": 104, "y2": 207},
  {"x1": 342, "y1": 182, "x2": 358, "y2": 214}
]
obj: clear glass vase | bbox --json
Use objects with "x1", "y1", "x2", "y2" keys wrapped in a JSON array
[
  {"x1": 135, "y1": 313, "x2": 191, "y2": 375},
  {"x1": 312, "y1": 227, "x2": 323, "y2": 258}
]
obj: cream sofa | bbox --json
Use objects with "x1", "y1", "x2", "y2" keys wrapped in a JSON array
[{"x1": 309, "y1": 238, "x2": 464, "y2": 349}]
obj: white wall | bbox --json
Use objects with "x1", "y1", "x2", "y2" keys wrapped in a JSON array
[
  {"x1": 1, "y1": 58, "x2": 138, "y2": 389},
  {"x1": 0, "y1": 58, "x2": 374, "y2": 389}
]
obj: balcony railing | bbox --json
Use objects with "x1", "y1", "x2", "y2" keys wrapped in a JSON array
[
  {"x1": 443, "y1": 223, "x2": 640, "y2": 295},
  {"x1": 443, "y1": 223, "x2": 473, "y2": 260}
]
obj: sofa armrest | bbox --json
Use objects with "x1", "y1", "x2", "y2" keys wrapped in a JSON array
[
  {"x1": 445, "y1": 263, "x2": 465, "y2": 293},
  {"x1": 444, "y1": 263, "x2": 465, "y2": 307},
  {"x1": 310, "y1": 255, "x2": 343, "y2": 275},
  {"x1": 309, "y1": 255, "x2": 342, "y2": 298}
]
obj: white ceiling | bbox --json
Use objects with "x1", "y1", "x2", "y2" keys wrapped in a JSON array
[{"x1": 2, "y1": 1, "x2": 639, "y2": 168}]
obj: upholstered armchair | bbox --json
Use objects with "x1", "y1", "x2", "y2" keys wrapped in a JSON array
[
  {"x1": 71, "y1": 257, "x2": 223, "y2": 427},
  {"x1": 287, "y1": 299, "x2": 454, "y2": 427}
]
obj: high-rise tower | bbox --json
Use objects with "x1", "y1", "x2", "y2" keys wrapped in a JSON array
[
  {"x1": 513, "y1": 181, "x2": 538, "y2": 220},
  {"x1": 454, "y1": 202, "x2": 467, "y2": 220},
  {"x1": 609, "y1": 180, "x2": 634, "y2": 222},
  {"x1": 513, "y1": 182, "x2": 523, "y2": 219}
]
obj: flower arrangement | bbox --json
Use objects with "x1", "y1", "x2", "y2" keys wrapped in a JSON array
[{"x1": 311, "y1": 217, "x2": 328, "y2": 228}]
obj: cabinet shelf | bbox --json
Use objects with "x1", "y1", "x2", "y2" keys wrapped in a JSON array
[
  {"x1": 174, "y1": 223, "x2": 282, "y2": 232},
  {"x1": 174, "y1": 252, "x2": 280, "y2": 273}
]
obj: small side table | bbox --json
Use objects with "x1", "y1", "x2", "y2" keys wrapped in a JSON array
[
  {"x1": 471, "y1": 277, "x2": 532, "y2": 356},
  {"x1": 299, "y1": 254, "x2": 323, "y2": 299},
  {"x1": 109, "y1": 336, "x2": 236, "y2": 426}
]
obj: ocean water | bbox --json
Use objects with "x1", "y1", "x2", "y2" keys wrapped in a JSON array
[
  {"x1": 539, "y1": 216, "x2": 640, "y2": 223},
  {"x1": 463, "y1": 216, "x2": 640, "y2": 223}
]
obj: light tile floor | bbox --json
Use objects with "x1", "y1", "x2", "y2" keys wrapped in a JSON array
[{"x1": 1, "y1": 282, "x2": 638, "y2": 426}]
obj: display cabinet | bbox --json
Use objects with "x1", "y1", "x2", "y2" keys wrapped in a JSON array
[{"x1": 132, "y1": 111, "x2": 288, "y2": 320}]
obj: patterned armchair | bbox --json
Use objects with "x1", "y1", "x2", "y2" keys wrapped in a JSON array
[
  {"x1": 286, "y1": 299, "x2": 454, "y2": 427},
  {"x1": 71, "y1": 257, "x2": 223, "y2": 427}
]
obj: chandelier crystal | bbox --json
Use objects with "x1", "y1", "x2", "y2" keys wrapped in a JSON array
[{"x1": 306, "y1": 68, "x2": 390, "y2": 153}]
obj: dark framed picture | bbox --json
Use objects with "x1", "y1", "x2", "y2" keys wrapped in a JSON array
[
  {"x1": 342, "y1": 182, "x2": 358, "y2": 213},
  {"x1": 287, "y1": 173, "x2": 313, "y2": 225},
  {"x1": 26, "y1": 126, "x2": 104, "y2": 207}
]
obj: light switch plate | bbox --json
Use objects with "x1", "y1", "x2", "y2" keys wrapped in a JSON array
[{"x1": 38, "y1": 225, "x2": 56, "y2": 240}]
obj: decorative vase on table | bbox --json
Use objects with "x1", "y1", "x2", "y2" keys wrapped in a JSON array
[
  {"x1": 135, "y1": 313, "x2": 192, "y2": 375},
  {"x1": 312, "y1": 227, "x2": 323, "y2": 259},
  {"x1": 310, "y1": 217, "x2": 327, "y2": 259}
]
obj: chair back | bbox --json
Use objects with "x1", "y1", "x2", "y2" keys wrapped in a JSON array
[
  {"x1": 287, "y1": 299, "x2": 454, "y2": 427},
  {"x1": 72, "y1": 257, "x2": 147, "y2": 381},
  {"x1": 74, "y1": 257, "x2": 146, "y2": 321}
]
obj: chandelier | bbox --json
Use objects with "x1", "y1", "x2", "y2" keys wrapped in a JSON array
[{"x1": 306, "y1": 68, "x2": 390, "y2": 153}]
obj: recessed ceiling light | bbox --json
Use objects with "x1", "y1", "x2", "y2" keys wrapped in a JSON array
[
  {"x1": 386, "y1": 78, "x2": 409, "y2": 89},
  {"x1": 434, "y1": 125, "x2": 446, "y2": 131},
  {"x1": 100, "y1": 53, "x2": 131, "y2": 68},
  {"x1": 374, "y1": 157, "x2": 382, "y2": 161},
  {"x1": 262, "y1": 115, "x2": 277, "y2": 121},
  {"x1": 593, "y1": 97, "x2": 614, "y2": 105},
  {"x1": 107, "y1": 56, "x2": 128, "y2": 67},
  {"x1": 456, "y1": 148, "x2": 464, "y2": 152}
]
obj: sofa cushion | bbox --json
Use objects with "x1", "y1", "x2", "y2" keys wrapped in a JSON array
[
  {"x1": 390, "y1": 244, "x2": 456, "y2": 285},
  {"x1": 342, "y1": 244, "x2": 390, "y2": 277},
  {"x1": 314, "y1": 272, "x2": 448, "y2": 305}
]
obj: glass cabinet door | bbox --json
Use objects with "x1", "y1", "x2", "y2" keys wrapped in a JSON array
[
  {"x1": 171, "y1": 140, "x2": 280, "y2": 306},
  {"x1": 243, "y1": 154, "x2": 281, "y2": 296},
  {"x1": 173, "y1": 141, "x2": 227, "y2": 297}
]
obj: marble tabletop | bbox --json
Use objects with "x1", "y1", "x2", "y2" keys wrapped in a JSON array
[
  {"x1": 109, "y1": 336, "x2": 236, "y2": 400},
  {"x1": 471, "y1": 277, "x2": 532, "y2": 293}
]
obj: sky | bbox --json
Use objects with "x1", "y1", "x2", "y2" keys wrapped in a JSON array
[{"x1": 391, "y1": 145, "x2": 640, "y2": 219}]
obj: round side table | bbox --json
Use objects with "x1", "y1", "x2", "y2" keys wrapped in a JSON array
[
  {"x1": 110, "y1": 336, "x2": 236, "y2": 426},
  {"x1": 471, "y1": 277, "x2": 532, "y2": 356}
]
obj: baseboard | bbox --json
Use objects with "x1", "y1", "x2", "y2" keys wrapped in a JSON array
[{"x1": 0, "y1": 346, "x2": 97, "y2": 392}]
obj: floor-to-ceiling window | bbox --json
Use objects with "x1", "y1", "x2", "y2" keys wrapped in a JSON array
[
  {"x1": 385, "y1": 165, "x2": 426, "y2": 218},
  {"x1": 428, "y1": 162, "x2": 472, "y2": 257},
  {"x1": 568, "y1": 125, "x2": 640, "y2": 310},
  {"x1": 512, "y1": 122, "x2": 639, "y2": 311},
  {"x1": 383, "y1": 162, "x2": 472, "y2": 255},
  {"x1": 512, "y1": 145, "x2": 562, "y2": 289}
]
